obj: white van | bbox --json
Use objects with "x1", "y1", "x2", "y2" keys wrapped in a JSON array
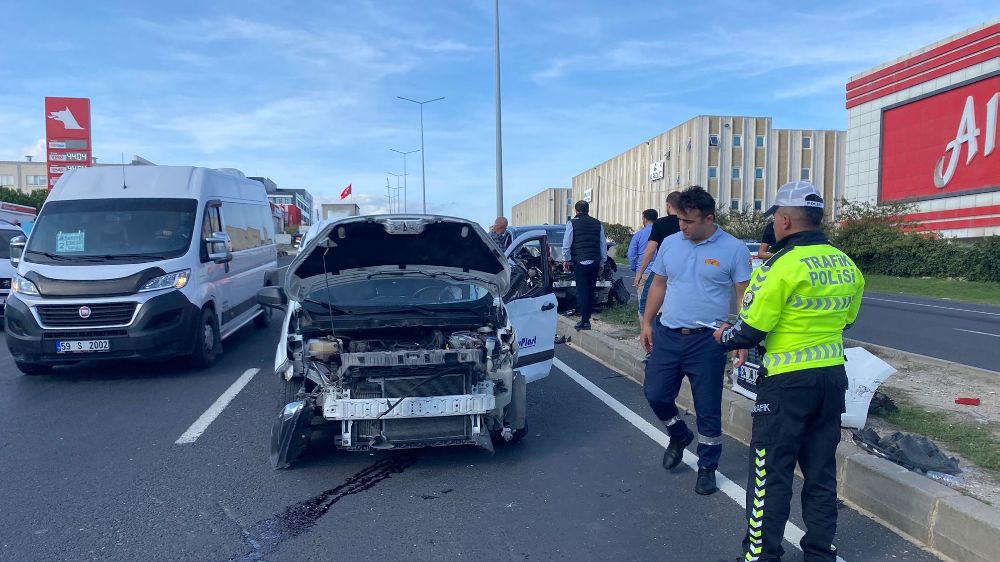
[
  {"x1": 4, "y1": 166, "x2": 278, "y2": 374},
  {"x1": 0, "y1": 220, "x2": 25, "y2": 320}
]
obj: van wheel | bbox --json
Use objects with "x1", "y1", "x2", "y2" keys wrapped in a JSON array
[
  {"x1": 254, "y1": 306, "x2": 271, "y2": 329},
  {"x1": 190, "y1": 307, "x2": 220, "y2": 369},
  {"x1": 16, "y1": 361, "x2": 53, "y2": 375}
]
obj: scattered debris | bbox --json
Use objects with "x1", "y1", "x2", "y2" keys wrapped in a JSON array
[
  {"x1": 955, "y1": 397, "x2": 981, "y2": 406},
  {"x1": 852, "y1": 427, "x2": 960, "y2": 474},
  {"x1": 554, "y1": 335, "x2": 571, "y2": 345},
  {"x1": 868, "y1": 391, "x2": 899, "y2": 416}
]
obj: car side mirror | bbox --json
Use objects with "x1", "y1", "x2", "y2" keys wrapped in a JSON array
[
  {"x1": 9, "y1": 235, "x2": 26, "y2": 267},
  {"x1": 206, "y1": 231, "x2": 233, "y2": 264},
  {"x1": 257, "y1": 286, "x2": 288, "y2": 311}
]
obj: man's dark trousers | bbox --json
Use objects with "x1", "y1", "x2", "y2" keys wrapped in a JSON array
[
  {"x1": 743, "y1": 366, "x2": 846, "y2": 562},
  {"x1": 573, "y1": 261, "x2": 600, "y2": 323},
  {"x1": 643, "y1": 324, "x2": 727, "y2": 469}
]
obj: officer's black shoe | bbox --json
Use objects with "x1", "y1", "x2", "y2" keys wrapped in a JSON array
[
  {"x1": 695, "y1": 467, "x2": 718, "y2": 495},
  {"x1": 661, "y1": 430, "x2": 694, "y2": 470},
  {"x1": 574, "y1": 321, "x2": 591, "y2": 331}
]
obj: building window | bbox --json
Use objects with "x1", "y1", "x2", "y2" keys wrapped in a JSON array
[
  {"x1": 754, "y1": 167, "x2": 764, "y2": 180},
  {"x1": 675, "y1": 174, "x2": 680, "y2": 185},
  {"x1": 802, "y1": 136, "x2": 812, "y2": 149},
  {"x1": 708, "y1": 166, "x2": 718, "y2": 179},
  {"x1": 732, "y1": 167, "x2": 741, "y2": 179},
  {"x1": 709, "y1": 134, "x2": 719, "y2": 147},
  {"x1": 756, "y1": 135, "x2": 766, "y2": 149},
  {"x1": 733, "y1": 134, "x2": 742, "y2": 147},
  {"x1": 0, "y1": 175, "x2": 13, "y2": 186},
  {"x1": 26, "y1": 175, "x2": 47, "y2": 186},
  {"x1": 687, "y1": 138, "x2": 692, "y2": 150},
  {"x1": 731, "y1": 199, "x2": 741, "y2": 211},
  {"x1": 754, "y1": 199, "x2": 763, "y2": 211},
  {"x1": 801, "y1": 168, "x2": 811, "y2": 180}
]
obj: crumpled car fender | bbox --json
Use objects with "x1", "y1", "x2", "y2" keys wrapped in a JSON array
[{"x1": 270, "y1": 399, "x2": 314, "y2": 469}]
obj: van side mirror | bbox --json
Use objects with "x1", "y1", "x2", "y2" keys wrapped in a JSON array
[
  {"x1": 206, "y1": 231, "x2": 233, "y2": 264},
  {"x1": 257, "y1": 286, "x2": 288, "y2": 311},
  {"x1": 9, "y1": 235, "x2": 26, "y2": 267}
]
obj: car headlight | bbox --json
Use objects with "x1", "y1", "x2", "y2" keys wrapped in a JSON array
[
  {"x1": 12, "y1": 275, "x2": 40, "y2": 296},
  {"x1": 139, "y1": 270, "x2": 191, "y2": 293}
]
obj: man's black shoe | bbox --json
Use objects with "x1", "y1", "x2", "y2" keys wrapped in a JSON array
[
  {"x1": 661, "y1": 430, "x2": 693, "y2": 470},
  {"x1": 574, "y1": 321, "x2": 591, "y2": 331},
  {"x1": 695, "y1": 467, "x2": 717, "y2": 495}
]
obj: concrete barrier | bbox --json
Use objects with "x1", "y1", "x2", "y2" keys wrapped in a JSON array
[{"x1": 556, "y1": 315, "x2": 1000, "y2": 562}]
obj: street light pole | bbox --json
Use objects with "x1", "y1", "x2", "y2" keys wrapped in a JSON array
[
  {"x1": 397, "y1": 96, "x2": 444, "y2": 213},
  {"x1": 494, "y1": 0, "x2": 504, "y2": 218},
  {"x1": 387, "y1": 172, "x2": 404, "y2": 213},
  {"x1": 390, "y1": 148, "x2": 419, "y2": 213}
]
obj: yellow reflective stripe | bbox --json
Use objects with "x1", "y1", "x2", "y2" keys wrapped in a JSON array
[
  {"x1": 786, "y1": 295, "x2": 854, "y2": 311},
  {"x1": 763, "y1": 342, "x2": 844, "y2": 368}
]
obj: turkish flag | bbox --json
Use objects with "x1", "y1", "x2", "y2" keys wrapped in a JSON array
[{"x1": 340, "y1": 184, "x2": 352, "y2": 200}]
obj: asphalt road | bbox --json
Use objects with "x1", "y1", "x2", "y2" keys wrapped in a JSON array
[
  {"x1": 613, "y1": 268, "x2": 1000, "y2": 372},
  {"x1": 1, "y1": 319, "x2": 940, "y2": 561}
]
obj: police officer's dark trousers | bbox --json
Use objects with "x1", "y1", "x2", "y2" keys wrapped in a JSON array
[
  {"x1": 643, "y1": 324, "x2": 727, "y2": 469},
  {"x1": 743, "y1": 365, "x2": 847, "y2": 562}
]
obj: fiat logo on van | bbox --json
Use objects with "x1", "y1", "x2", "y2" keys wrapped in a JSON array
[{"x1": 78, "y1": 306, "x2": 92, "y2": 319}]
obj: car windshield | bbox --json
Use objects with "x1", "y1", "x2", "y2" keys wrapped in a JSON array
[
  {"x1": 25, "y1": 198, "x2": 198, "y2": 264},
  {"x1": 0, "y1": 228, "x2": 21, "y2": 259},
  {"x1": 306, "y1": 277, "x2": 492, "y2": 311},
  {"x1": 513, "y1": 226, "x2": 564, "y2": 244}
]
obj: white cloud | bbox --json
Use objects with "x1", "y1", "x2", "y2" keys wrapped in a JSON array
[{"x1": 19, "y1": 138, "x2": 45, "y2": 161}]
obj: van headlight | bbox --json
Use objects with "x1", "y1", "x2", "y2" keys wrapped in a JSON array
[
  {"x1": 12, "y1": 276, "x2": 40, "y2": 296},
  {"x1": 140, "y1": 270, "x2": 191, "y2": 292}
]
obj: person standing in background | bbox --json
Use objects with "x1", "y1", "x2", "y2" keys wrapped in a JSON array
[
  {"x1": 628, "y1": 209, "x2": 658, "y2": 320},
  {"x1": 562, "y1": 200, "x2": 607, "y2": 331},
  {"x1": 490, "y1": 216, "x2": 513, "y2": 250}
]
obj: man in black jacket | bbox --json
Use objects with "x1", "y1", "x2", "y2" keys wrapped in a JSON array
[{"x1": 561, "y1": 200, "x2": 607, "y2": 330}]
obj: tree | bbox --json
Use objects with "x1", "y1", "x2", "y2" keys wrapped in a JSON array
[{"x1": 0, "y1": 187, "x2": 49, "y2": 210}]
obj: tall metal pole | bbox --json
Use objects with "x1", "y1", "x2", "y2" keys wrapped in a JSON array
[
  {"x1": 397, "y1": 96, "x2": 444, "y2": 213},
  {"x1": 494, "y1": 0, "x2": 504, "y2": 218},
  {"x1": 390, "y1": 148, "x2": 419, "y2": 213},
  {"x1": 387, "y1": 172, "x2": 404, "y2": 213}
]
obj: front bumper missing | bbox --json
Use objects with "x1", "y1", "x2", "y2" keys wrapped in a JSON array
[{"x1": 323, "y1": 393, "x2": 496, "y2": 420}]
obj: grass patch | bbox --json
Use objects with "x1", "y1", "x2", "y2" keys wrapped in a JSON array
[
  {"x1": 877, "y1": 403, "x2": 1000, "y2": 474},
  {"x1": 864, "y1": 274, "x2": 1000, "y2": 307},
  {"x1": 613, "y1": 255, "x2": 629, "y2": 266},
  {"x1": 597, "y1": 301, "x2": 640, "y2": 329}
]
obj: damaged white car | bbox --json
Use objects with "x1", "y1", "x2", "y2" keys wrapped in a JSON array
[{"x1": 258, "y1": 215, "x2": 558, "y2": 468}]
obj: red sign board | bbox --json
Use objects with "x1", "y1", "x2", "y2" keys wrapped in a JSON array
[
  {"x1": 0, "y1": 202, "x2": 37, "y2": 215},
  {"x1": 880, "y1": 73, "x2": 1000, "y2": 203},
  {"x1": 44, "y1": 97, "x2": 93, "y2": 190}
]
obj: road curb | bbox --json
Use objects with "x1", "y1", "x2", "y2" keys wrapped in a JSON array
[{"x1": 556, "y1": 315, "x2": 1000, "y2": 562}]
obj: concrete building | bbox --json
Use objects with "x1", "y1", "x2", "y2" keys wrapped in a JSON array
[
  {"x1": 320, "y1": 203, "x2": 360, "y2": 220},
  {"x1": 511, "y1": 188, "x2": 573, "y2": 226},
  {"x1": 1, "y1": 155, "x2": 155, "y2": 193},
  {"x1": 570, "y1": 115, "x2": 846, "y2": 228},
  {"x1": 843, "y1": 19, "x2": 1000, "y2": 239},
  {"x1": 267, "y1": 188, "x2": 315, "y2": 228}
]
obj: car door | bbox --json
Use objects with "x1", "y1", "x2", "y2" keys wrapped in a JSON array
[{"x1": 504, "y1": 230, "x2": 558, "y2": 383}]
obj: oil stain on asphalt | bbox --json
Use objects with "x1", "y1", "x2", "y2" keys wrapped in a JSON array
[{"x1": 233, "y1": 452, "x2": 420, "y2": 561}]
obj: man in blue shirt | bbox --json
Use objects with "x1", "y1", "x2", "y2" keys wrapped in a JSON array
[
  {"x1": 561, "y1": 200, "x2": 607, "y2": 331},
  {"x1": 640, "y1": 186, "x2": 751, "y2": 496},
  {"x1": 628, "y1": 209, "x2": 658, "y2": 319}
]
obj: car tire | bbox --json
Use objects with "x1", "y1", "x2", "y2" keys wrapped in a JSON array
[
  {"x1": 279, "y1": 374, "x2": 303, "y2": 409},
  {"x1": 15, "y1": 361, "x2": 52, "y2": 375},
  {"x1": 189, "y1": 307, "x2": 220, "y2": 369},
  {"x1": 253, "y1": 305, "x2": 271, "y2": 329}
]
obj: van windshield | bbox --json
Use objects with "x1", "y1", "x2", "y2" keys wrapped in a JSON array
[{"x1": 25, "y1": 198, "x2": 198, "y2": 264}]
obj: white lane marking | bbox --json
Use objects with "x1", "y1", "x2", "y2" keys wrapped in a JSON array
[
  {"x1": 554, "y1": 358, "x2": 820, "y2": 558},
  {"x1": 863, "y1": 296, "x2": 1000, "y2": 317},
  {"x1": 175, "y1": 368, "x2": 259, "y2": 444},
  {"x1": 954, "y1": 328, "x2": 1000, "y2": 338}
]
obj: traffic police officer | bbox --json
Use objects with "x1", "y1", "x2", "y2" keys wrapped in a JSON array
[{"x1": 713, "y1": 181, "x2": 865, "y2": 562}]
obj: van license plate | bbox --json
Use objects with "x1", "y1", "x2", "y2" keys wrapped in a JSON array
[{"x1": 56, "y1": 340, "x2": 111, "y2": 353}]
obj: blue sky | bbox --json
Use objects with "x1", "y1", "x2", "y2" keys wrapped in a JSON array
[{"x1": 1, "y1": 1, "x2": 997, "y2": 227}]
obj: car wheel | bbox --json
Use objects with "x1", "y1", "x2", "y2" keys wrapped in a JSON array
[
  {"x1": 189, "y1": 307, "x2": 220, "y2": 369},
  {"x1": 15, "y1": 361, "x2": 52, "y2": 375},
  {"x1": 279, "y1": 374, "x2": 303, "y2": 408},
  {"x1": 254, "y1": 305, "x2": 271, "y2": 329}
]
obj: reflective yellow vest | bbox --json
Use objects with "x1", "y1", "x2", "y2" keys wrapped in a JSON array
[{"x1": 739, "y1": 241, "x2": 865, "y2": 376}]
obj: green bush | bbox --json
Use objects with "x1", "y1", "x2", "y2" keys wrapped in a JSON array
[
  {"x1": 0, "y1": 187, "x2": 48, "y2": 211},
  {"x1": 602, "y1": 222, "x2": 634, "y2": 247},
  {"x1": 714, "y1": 206, "x2": 771, "y2": 241},
  {"x1": 832, "y1": 200, "x2": 1000, "y2": 283}
]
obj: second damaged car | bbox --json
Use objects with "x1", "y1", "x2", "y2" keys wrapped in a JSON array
[{"x1": 260, "y1": 215, "x2": 558, "y2": 468}]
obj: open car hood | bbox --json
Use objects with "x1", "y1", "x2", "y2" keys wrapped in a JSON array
[{"x1": 284, "y1": 215, "x2": 511, "y2": 301}]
